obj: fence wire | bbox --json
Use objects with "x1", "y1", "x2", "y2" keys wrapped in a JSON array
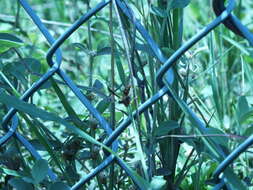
[{"x1": 1, "y1": 0, "x2": 253, "y2": 189}]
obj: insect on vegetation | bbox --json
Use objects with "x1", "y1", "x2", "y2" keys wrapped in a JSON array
[
  {"x1": 108, "y1": 85, "x2": 131, "y2": 107},
  {"x1": 1, "y1": 0, "x2": 253, "y2": 190}
]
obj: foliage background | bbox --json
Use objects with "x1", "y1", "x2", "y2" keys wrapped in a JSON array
[{"x1": 0, "y1": 0, "x2": 253, "y2": 189}]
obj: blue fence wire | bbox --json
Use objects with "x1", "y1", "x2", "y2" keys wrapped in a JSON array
[{"x1": 1, "y1": 0, "x2": 253, "y2": 189}]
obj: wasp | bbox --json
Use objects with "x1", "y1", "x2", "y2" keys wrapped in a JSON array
[{"x1": 108, "y1": 85, "x2": 131, "y2": 107}]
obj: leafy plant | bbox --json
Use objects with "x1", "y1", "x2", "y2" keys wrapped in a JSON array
[{"x1": 0, "y1": 0, "x2": 253, "y2": 189}]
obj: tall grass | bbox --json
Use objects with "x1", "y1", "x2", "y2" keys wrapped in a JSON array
[{"x1": 0, "y1": 0, "x2": 253, "y2": 189}]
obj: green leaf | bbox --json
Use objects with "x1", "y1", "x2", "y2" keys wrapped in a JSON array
[
  {"x1": 96, "y1": 46, "x2": 112, "y2": 56},
  {"x1": 243, "y1": 124, "x2": 253, "y2": 136},
  {"x1": 237, "y1": 96, "x2": 253, "y2": 124},
  {"x1": 206, "y1": 127, "x2": 228, "y2": 146},
  {"x1": 93, "y1": 79, "x2": 105, "y2": 91},
  {"x1": 136, "y1": 43, "x2": 156, "y2": 57},
  {"x1": 31, "y1": 159, "x2": 49, "y2": 184},
  {"x1": 0, "y1": 33, "x2": 23, "y2": 53},
  {"x1": 3, "y1": 61, "x2": 27, "y2": 85},
  {"x1": 51, "y1": 78, "x2": 85, "y2": 129},
  {"x1": 28, "y1": 139, "x2": 46, "y2": 151},
  {"x1": 161, "y1": 47, "x2": 175, "y2": 56},
  {"x1": 244, "y1": 61, "x2": 253, "y2": 90},
  {"x1": 0, "y1": 33, "x2": 23, "y2": 43},
  {"x1": 116, "y1": 55, "x2": 126, "y2": 85},
  {"x1": 21, "y1": 58, "x2": 41, "y2": 74},
  {"x1": 0, "y1": 90, "x2": 63, "y2": 121},
  {"x1": 150, "y1": 5, "x2": 167, "y2": 18},
  {"x1": 238, "y1": 96, "x2": 250, "y2": 116},
  {"x1": 2, "y1": 167, "x2": 22, "y2": 177},
  {"x1": 8, "y1": 178, "x2": 33, "y2": 190},
  {"x1": 49, "y1": 182, "x2": 71, "y2": 190},
  {"x1": 96, "y1": 98, "x2": 110, "y2": 114},
  {"x1": 239, "y1": 109, "x2": 253, "y2": 124},
  {"x1": 168, "y1": 0, "x2": 191, "y2": 9},
  {"x1": 154, "y1": 120, "x2": 179, "y2": 136},
  {"x1": 222, "y1": 35, "x2": 250, "y2": 55},
  {"x1": 224, "y1": 168, "x2": 248, "y2": 190}
]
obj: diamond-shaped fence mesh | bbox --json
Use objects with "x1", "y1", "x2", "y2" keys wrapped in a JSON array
[{"x1": 1, "y1": 0, "x2": 253, "y2": 189}]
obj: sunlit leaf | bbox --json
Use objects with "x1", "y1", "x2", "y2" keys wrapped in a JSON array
[{"x1": 0, "y1": 33, "x2": 23, "y2": 53}]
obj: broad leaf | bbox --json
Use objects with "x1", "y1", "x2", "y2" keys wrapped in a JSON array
[
  {"x1": 31, "y1": 159, "x2": 49, "y2": 184},
  {"x1": 237, "y1": 96, "x2": 253, "y2": 124}
]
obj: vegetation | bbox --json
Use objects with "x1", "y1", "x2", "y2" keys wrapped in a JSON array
[{"x1": 0, "y1": 0, "x2": 253, "y2": 189}]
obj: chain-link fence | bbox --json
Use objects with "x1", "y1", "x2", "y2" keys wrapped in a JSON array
[{"x1": 1, "y1": 0, "x2": 253, "y2": 189}]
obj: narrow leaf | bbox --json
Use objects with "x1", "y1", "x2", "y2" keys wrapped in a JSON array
[
  {"x1": 0, "y1": 33, "x2": 23, "y2": 53},
  {"x1": 154, "y1": 120, "x2": 179, "y2": 137}
]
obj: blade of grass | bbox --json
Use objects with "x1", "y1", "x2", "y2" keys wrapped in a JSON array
[
  {"x1": 51, "y1": 78, "x2": 88, "y2": 130},
  {"x1": 109, "y1": 1, "x2": 116, "y2": 189},
  {"x1": 113, "y1": 0, "x2": 149, "y2": 180}
]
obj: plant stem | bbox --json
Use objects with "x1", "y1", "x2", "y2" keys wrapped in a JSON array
[{"x1": 109, "y1": 2, "x2": 116, "y2": 189}]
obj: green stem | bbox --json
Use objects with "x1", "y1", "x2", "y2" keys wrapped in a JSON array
[{"x1": 109, "y1": 2, "x2": 116, "y2": 189}]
